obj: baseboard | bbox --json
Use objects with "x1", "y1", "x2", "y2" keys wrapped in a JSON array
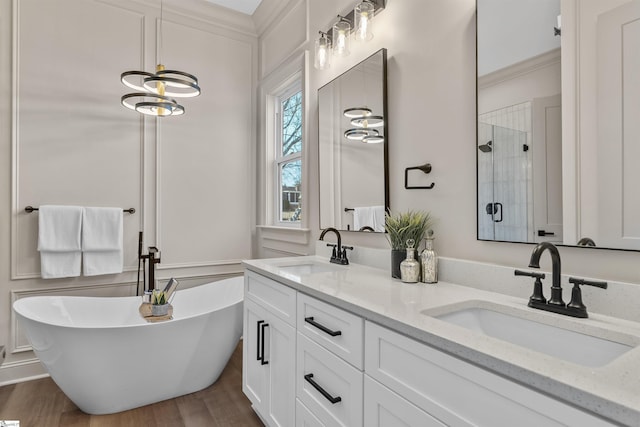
[{"x1": 0, "y1": 357, "x2": 49, "y2": 386}]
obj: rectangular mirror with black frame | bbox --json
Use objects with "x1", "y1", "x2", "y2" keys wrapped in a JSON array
[
  {"x1": 318, "y1": 48, "x2": 389, "y2": 232},
  {"x1": 477, "y1": 0, "x2": 640, "y2": 251}
]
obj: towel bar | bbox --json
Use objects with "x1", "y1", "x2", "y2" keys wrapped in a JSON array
[{"x1": 25, "y1": 206, "x2": 135, "y2": 214}]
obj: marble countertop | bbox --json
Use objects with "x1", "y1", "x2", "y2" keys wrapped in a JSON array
[{"x1": 243, "y1": 255, "x2": 640, "y2": 426}]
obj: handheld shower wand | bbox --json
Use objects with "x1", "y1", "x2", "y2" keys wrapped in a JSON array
[{"x1": 136, "y1": 231, "x2": 143, "y2": 296}]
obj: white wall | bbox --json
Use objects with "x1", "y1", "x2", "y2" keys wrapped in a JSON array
[
  {"x1": 255, "y1": 0, "x2": 640, "y2": 288},
  {"x1": 0, "y1": 0, "x2": 257, "y2": 383}
]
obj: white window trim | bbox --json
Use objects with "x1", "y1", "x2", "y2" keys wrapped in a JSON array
[{"x1": 259, "y1": 52, "x2": 308, "y2": 229}]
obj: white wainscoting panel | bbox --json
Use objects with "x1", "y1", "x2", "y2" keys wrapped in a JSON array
[
  {"x1": 12, "y1": 0, "x2": 145, "y2": 279},
  {"x1": 157, "y1": 18, "x2": 254, "y2": 269}
]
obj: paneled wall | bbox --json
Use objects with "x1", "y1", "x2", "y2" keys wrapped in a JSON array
[{"x1": 0, "y1": 0, "x2": 257, "y2": 384}]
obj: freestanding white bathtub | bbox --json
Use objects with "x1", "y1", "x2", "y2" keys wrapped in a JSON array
[{"x1": 13, "y1": 276, "x2": 244, "y2": 415}]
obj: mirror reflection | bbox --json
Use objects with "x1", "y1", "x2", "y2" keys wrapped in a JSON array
[
  {"x1": 319, "y1": 48, "x2": 389, "y2": 232},
  {"x1": 477, "y1": 0, "x2": 640, "y2": 251}
]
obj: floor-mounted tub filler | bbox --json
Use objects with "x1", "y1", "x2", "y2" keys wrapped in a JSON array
[{"x1": 13, "y1": 276, "x2": 244, "y2": 414}]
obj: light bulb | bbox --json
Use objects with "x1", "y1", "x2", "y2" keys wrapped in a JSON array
[
  {"x1": 332, "y1": 18, "x2": 351, "y2": 57},
  {"x1": 314, "y1": 32, "x2": 331, "y2": 70},
  {"x1": 354, "y1": 1, "x2": 375, "y2": 41}
]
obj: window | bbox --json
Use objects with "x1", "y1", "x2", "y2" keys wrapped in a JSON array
[{"x1": 274, "y1": 84, "x2": 303, "y2": 224}]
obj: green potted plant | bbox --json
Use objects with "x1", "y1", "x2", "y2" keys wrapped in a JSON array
[
  {"x1": 151, "y1": 289, "x2": 170, "y2": 316},
  {"x1": 385, "y1": 210, "x2": 433, "y2": 279}
]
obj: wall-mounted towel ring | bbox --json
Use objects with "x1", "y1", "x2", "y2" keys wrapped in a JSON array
[
  {"x1": 25, "y1": 206, "x2": 136, "y2": 214},
  {"x1": 404, "y1": 163, "x2": 435, "y2": 189}
]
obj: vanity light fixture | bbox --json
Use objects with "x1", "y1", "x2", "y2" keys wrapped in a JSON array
[
  {"x1": 332, "y1": 16, "x2": 351, "y2": 57},
  {"x1": 354, "y1": 0, "x2": 376, "y2": 41},
  {"x1": 120, "y1": 0, "x2": 201, "y2": 116},
  {"x1": 351, "y1": 115, "x2": 384, "y2": 128},
  {"x1": 314, "y1": 31, "x2": 332, "y2": 70},
  {"x1": 343, "y1": 107, "x2": 372, "y2": 118},
  {"x1": 314, "y1": 0, "x2": 386, "y2": 70}
]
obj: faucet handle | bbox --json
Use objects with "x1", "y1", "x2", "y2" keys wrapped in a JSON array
[
  {"x1": 514, "y1": 269, "x2": 545, "y2": 280},
  {"x1": 515, "y1": 269, "x2": 547, "y2": 304},
  {"x1": 568, "y1": 277, "x2": 608, "y2": 289},
  {"x1": 339, "y1": 246, "x2": 354, "y2": 265},
  {"x1": 566, "y1": 277, "x2": 607, "y2": 317}
]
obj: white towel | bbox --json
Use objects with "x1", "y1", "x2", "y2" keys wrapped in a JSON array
[
  {"x1": 82, "y1": 207, "x2": 123, "y2": 276},
  {"x1": 353, "y1": 206, "x2": 386, "y2": 232},
  {"x1": 38, "y1": 205, "x2": 83, "y2": 279}
]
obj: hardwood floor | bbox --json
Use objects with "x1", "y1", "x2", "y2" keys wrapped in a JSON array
[{"x1": 0, "y1": 341, "x2": 264, "y2": 427}]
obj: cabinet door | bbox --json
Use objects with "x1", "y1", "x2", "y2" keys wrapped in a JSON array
[
  {"x1": 243, "y1": 298, "x2": 269, "y2": 412},
  {"x1": 243, "y1": 297, "x2": 296, "y2": 427},
  {"x1": 266, "y1": 308, "x2": 296, "y2": 427},
  {"x1": 364, "y1": 375, "x2": 446, "y2": 427}
]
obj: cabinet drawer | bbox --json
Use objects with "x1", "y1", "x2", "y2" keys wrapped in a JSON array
[
  {"x1": 245, "y1": 270, "x2": 296, "y2": 326},
  {"x1": 298, "y1": 293, "x2": 364, "y2": 369},
  {"x1": 296, "y1": 398, "x2": 325, "y2": 427},
  {"x1": 297, "y1": 333, "x2": 363, "y2": 427},
  {"x1": 365, "y1": 321, "x2": 614, "y2": 427},
  {"x1": 364, "y1": 375, "x2": 446, "y2": 427}
]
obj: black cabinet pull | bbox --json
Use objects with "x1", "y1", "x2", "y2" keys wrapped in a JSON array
[
  {"x1": 305, "y1": 316, "x2": 342, "y2": 337},
  {"x1": 256, "y1": 320, "x2": 269, "y2": 365},
  {"x1": 304, "y1": 373, "x2": 342, "y2": 404},
  {"x1": 256, "y1": 320, "x2": 264, "y2": 361},
  {"x1": 260, "y1": 322, "x2": 269, "y2": 365}
]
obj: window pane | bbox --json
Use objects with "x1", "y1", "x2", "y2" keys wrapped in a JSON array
[
  {"x1": 280, "y1": 159, "x2": 302, "y2": 222},
  {"x1": 281, "y1": 91, "x2": 302, "y2": 157}
]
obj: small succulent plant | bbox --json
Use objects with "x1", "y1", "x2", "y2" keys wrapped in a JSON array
[{"x1": 151, "y1": 289, "x2": 168, "y2": 305}]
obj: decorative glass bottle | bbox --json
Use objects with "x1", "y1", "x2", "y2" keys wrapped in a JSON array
[
  {"x1": 400, "y1": 239, "x2": 420, "y2": 283},
  {"x1": 421, "y1": 230, "x2": 438, "y2": 283}
]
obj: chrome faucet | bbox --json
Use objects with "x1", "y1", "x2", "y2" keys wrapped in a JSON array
[
  {"x1": 319, "y1": 227, "x2": 352, "y2": 265},
  {"x1": 516, "y1": 242, "x2": 607, "y2": 318}
]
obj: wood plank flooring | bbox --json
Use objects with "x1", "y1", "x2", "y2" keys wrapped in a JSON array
[{"x1": 0, "y1": 341, "x2": 264, "y2": 427}]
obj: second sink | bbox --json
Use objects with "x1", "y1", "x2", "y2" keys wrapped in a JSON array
[{"x1": 424, "y1": 301, "x2": 636, "y2": 368}]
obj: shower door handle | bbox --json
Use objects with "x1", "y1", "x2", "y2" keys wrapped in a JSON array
[
  {"x1": 485, "y1": 202, "x2": 503, "y2": 223},
  {"x1": 494, "y1": 203, "x2": 503, "y2": 223},
  {"x1": 256, "y1": 320, "x2": 269, "y2": 365}
]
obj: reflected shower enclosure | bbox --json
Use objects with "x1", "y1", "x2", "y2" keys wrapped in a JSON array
[{"x1": 477, "y1": 119, "x2": 530, "y2": 243}]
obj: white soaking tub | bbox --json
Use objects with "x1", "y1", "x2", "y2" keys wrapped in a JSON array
[{"x1": 13, "y1": 276, "x2": 244, "y2": 414}]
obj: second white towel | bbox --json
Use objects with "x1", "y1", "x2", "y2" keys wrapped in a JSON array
[{"x1": 82, "y1": 207, "x2": 123, "y2": 276}]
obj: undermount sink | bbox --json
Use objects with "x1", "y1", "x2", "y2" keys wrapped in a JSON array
[
  {"x1": 277, "y1": 263, "x2": 338, "y2": 276},
  {"x1": 423, "y1": 301, "x2": 636, "y2": 367}
]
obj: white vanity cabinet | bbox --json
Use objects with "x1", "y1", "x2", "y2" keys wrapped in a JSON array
[
  {"x1": 243, "y1": 267, "x2": 617, "y2": 427},
  {"x1": 243, "y1": 272, "x2": 296, "y2": 427}
]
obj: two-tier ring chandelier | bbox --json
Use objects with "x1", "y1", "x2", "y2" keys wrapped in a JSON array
[{"x1": 120, "y1": 0, "x2": 201, "y2": 117}]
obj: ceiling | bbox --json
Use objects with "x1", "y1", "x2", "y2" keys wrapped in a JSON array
[{"x1": 204, "y1": 0, "x2": 263, "y2": 15}]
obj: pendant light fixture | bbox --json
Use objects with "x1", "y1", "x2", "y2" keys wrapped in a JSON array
[{"x1": 121, "y1": 0, "x2": 201, "y2": 117}]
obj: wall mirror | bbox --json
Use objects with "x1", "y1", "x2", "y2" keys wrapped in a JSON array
[
  {"x1": 477, "y1": 0, "x2": 640, "y2": 251},
  {"x1": 319, "y1": 48, "x2": 389, "y2": 232}
]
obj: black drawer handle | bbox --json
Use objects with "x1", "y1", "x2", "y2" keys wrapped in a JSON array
[
  {"x1": 304, "y1": 373, "x2": 342, "y2": 404},
  {"x1": 304, "y1": 316, "x2": 342, "y2": 337}
]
